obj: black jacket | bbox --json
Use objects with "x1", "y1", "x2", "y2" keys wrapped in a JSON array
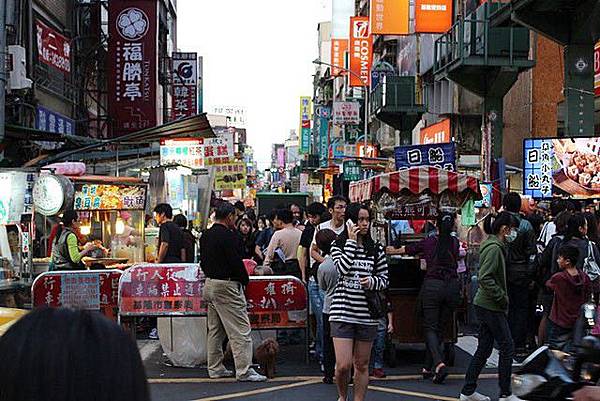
[
  {"x1": 200, "y1": 223, "x2": 249, "y2": 285},
  {"x1": 506, "y1": 213, "x2": 537, "y2": 286}
]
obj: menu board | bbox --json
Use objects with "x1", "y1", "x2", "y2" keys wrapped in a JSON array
[
  {"x1": 524, "y1": 137, "x2": 600, "y2": 199},
  {"x1": 74, "y1": 184, "x2": 147, "y2": 210}
]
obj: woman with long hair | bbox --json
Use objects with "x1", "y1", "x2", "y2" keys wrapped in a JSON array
[
  {"x1": 564, "y1": 213, "x2": 600, "y2": 270},
  {"x1": 50, "y1": 210, "x2": 97, "y2": 271},
  {"x1": 236, "y1": 217, "x2": 258, "y2": 261},
  {"x1": 460, "y1": 211, "x2": 520, "y2": 401},
  {"x1": 329, "y1": 202, "x2": 388, "y2": 401},
  {"x1": 392, "y1": 211, "x2": 460, "y2": 383}
]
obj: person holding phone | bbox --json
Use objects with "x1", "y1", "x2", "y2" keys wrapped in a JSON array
[{"x1": 329, "y1": 202, "x2": 388, "y2": 401}]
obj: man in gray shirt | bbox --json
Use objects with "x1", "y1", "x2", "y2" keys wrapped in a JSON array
[{"x1": 316, "y1": 228, "x2": 339, "y2": 384}]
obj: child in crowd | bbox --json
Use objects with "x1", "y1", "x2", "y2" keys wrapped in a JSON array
[{"x1": 546, "y1": 244, "x2": 591, "y2": 351}]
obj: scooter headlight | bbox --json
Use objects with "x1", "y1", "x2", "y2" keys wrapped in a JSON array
[{"x1": 512, "y1": 374, "x2": 547, "y2": 397}]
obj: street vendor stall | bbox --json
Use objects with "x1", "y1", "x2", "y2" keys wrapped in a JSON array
[
  {"x1": 349, "y1": 166, "x2": 481, "y2": 364},
  {"x1": 34, "y1": 174, "x2": 148, "y2": 270}
]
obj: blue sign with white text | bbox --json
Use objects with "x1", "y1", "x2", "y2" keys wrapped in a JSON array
[
  {"x1": 394, "y1": 142, "x2": 456, "y2": 171},
  {"x1": 36, "y1": 106, "x2": 75, "y2": 135}
]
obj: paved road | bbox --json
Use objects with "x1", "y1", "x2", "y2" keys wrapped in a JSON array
[{"x1": 143, "y1": 338, "x2": 502, "y2": 401}]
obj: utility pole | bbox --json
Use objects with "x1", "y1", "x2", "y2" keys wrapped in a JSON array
[{"x1": 0, "y1": 0, "x2": 6, "y2": 144}]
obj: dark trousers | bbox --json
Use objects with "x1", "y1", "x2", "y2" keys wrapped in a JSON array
[
  {"x1": 462, "y1": 305, "x2": 514, "y2": 397},
  {"x1": 508, "y1": 283, "x2": 530, "y2": 351},
  {"x1": 421, "y1": 278, "x2": 460, "y2": 370},
  {"x1": 322, "y1": 313, "x2": 336, "y2": 379}
]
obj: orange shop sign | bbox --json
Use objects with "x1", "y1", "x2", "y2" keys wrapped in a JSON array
[
  {"x1": 331, "y1": 39, "x2": 348, "y2": 76},
  {"x1": 370, "y1": 0, "x2": 410, "y2": 35},
  {"x1": 349, "y1": 16, "x2": 373, "y2": 87},
  {"x1": 419, "y1": 119, "x2": 451, "y2": 144},
  {"x1": 415, "y1": 0, "x2": 453, "y2": 34}
]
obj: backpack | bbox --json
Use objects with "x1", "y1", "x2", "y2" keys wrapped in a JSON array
[{"x1": 584, "y1": 241, "x2": 600, "y2": 282}]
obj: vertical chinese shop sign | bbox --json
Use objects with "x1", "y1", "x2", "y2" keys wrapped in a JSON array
[
  {"x1": 171, "y1": 52, "x2": 198, "y2": 121},
  {"x1": 108, "y1": 1, "x2": 158, "y2": 136},
  {"x1": 299, "y1": 96, "x2": 312, "y2": 154},
  {"x1": 349, "y1": 16, "x2": 373, "y2": 87}
]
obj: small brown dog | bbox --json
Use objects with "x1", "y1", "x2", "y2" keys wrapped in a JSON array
[{"x1": 254, "y1": 337, "x2": 279, "y2": 378}]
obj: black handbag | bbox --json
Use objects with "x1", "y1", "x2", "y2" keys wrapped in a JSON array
[{"x1": 364, "y1": 284, "x2": 387, "y2": 319}]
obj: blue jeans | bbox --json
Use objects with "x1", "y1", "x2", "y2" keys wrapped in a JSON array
[
  {"x1": 308, "y1": 279, "x2": 324, "y2": 361},
  {"x1": 370, "y1": 318, "x2": 387, "y2": 369}
]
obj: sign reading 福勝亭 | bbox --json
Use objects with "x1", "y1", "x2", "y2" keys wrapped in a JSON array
[
  {"x1": 35, "y1": 20, "x2": 71, "y2": 73},
  {"x1": 32, "y1": 270, "x2": 122, "y2": 320},
  {"x1": 349, "y1": 16, "x2": 373, "y2": 87},
  {"x1": 333, "y1": 101, "x2": 361, "y2": 125},
  {"x1": 108, "y1": 1, "x2": 158, "y2": 136},
  {"x1": 370, "y1": 0, "x2": 410, "y2": 35},
  {"x1": 331, "y1": 39, "x2": 348, "y2": 76},
  {"x1": 394, "y1": 142, "x2": 456, "y2": 171},
  {"x1": 299, "y1": 97, "x2": 312, "y2": 154},
  {"x1": 171, "y1": 52, "x2": 198, "y2": 121}
]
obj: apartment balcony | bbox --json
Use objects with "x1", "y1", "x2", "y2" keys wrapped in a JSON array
[{"x1": 370, "y1": 75, "x2": 426, "y2": 132}]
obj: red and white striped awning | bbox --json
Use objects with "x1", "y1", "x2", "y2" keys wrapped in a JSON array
[{"x1": 349, "y1": 166, "x2": 480, "y2": 202}]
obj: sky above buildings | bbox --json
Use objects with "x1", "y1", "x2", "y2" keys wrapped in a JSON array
[{"x1": 178, "y1": 0, "x2": 332, "y2": 170}]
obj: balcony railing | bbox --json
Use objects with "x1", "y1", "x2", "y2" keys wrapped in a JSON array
[
  {"x1": 34, "y1": 64, "x2": 78, "y2": 104},
  {"x1": 370, "y1": 75, "x2": 421, "y2": 115},
  {"x1": 434, "y1": 2, "x2": 532, "y2": 74}
]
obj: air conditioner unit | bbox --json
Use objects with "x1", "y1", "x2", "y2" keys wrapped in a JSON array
[{"x1": 8, "y1": 45, "x2": 33, "y2": 90}]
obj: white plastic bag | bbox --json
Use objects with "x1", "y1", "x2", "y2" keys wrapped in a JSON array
[{"x1": 157, "y1": 317, "x2": 207, "y2": 368}]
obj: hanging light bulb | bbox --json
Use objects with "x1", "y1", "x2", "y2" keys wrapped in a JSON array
[
  {"x1": 115, "y1": 217, "x2": 125, "y2": 235},
  {"x1": 80, "y1": 221, "x2": 91, "y2": 236}
]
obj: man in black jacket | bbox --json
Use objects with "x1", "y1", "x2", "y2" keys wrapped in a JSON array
[
  {"x1": 503, "y1": 192, "x2": 538, "y2": 357},
  {"x1": 200, "y1": 202, "x2": 266, "y2": 382}
]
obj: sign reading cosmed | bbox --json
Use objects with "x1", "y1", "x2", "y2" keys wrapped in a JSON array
[
  {"x1": 349, "y1": 16, "x2": 373, "y2": 87},
  {"x1": 370, "y1": 0, "x2": 410, "y2": 35},
  {"x1": 108, "y1": 1, "x2": 158, "y2": 136}
]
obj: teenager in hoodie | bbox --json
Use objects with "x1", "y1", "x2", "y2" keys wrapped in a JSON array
[
  {"x1": 546, "y1": 244, "x2": 591, "y2": 352},
  {"x1": 460, "y1": 211, "x2": 520, "y2": 401}
]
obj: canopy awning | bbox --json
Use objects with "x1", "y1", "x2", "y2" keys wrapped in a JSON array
[{"x1": 349, "y1": 166, "x2": 480, "y2": 202}]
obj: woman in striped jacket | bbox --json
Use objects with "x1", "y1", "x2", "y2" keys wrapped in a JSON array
[{"x1": 330, "y1": 202, "x2": 389, "y2": 401}]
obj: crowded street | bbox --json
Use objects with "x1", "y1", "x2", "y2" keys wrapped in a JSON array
[{"x1": 2, "y1": 1, "x2": 600, "y2": 401}]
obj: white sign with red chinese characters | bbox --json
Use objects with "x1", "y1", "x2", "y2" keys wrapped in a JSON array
[
  {"x1": 333, "y1": 101, "x2": 361, "y2": 125},
  {"x1": 201, "y1": 132, "x2": 235, "y2": 165}
]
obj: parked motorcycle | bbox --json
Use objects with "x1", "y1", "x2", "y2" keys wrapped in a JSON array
[{"x1": 512, "y1": 303, "x2": 600, "y2": 401}]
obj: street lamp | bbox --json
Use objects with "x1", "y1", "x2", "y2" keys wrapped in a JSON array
[{"x1": 312, "y1": 59, "x2": 370, "y2": 159}]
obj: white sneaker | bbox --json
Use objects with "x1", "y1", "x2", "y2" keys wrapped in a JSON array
[
  {"x1": 209, "y1": 369, "x2": 234, "y2": 379},
  {"x1": 500, "y1": 395, "x2": 524, "y2": 401},
  {"x1": 148, "y1": 328, "x2": 158, "y2": 340},
  {"x1": 460, "y1": 392, "x2": 491, "y2": 401},
  {"x1": 237, "y1": 368, "x2": 267, "y2": 382}
]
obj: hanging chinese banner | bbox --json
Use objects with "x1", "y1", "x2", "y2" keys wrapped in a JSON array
[
  {"x1": 299, "y1": 96, "x2": 312, "y2": 154},
  {"x1": 331, "y1": 38, "x2": 348, "y2": 76},
  {"x1": 349, "y1": 16, "x2": 373, "y2": 87},
  {"x1": 370, "y1": 0, "x2": 410, "y2": 35},
  {"x1": 415, "y1": 0, "x2": 453, "y2": 34},
  {"x1": 171, "y1": 52, "x2": 198, "y2": 121},
  {"x1": 108, "y1": 0, "x2": 158, "y2": 136}
]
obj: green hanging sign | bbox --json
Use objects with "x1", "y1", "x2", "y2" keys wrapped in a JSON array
[{"x1": 343, "y1": 160, "x2": 362, "y2": 181}]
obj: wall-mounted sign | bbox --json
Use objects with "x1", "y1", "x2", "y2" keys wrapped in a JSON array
[
  {"x1": 349, "y1": 16, "x2": 373, "y2": 87},
  {"x1": 394, "y1": 142, "x2": 456, "y2": 170},
  {"x1": 160, "y1": 138, "x2": 204, "y2": 168},
  {"x1": 299, "y1": 96, "x2": 312, "y2": 154},
  {"x1": 214, "y1": 163, "x2": 246, "y2": 190},
  {"x1": 73, "y1": 184, "x2": 147, "y2": 210},
  {"x1": 108, "y1": 1, "x2": 158, "y2": 135},
  {"x1": 36, "y1": 20, "x2": 71, "y2": 73},
  {"x1": 524, "y1": 137, "x2": 600, "y2": 199},
  {"x1": 343, "y1": 160, "x2": 362, "y2": 181},
  {"x1": 33, "y1": 174, "x2": 74, "y2": 216},
  {"x1": 419, "y1": 118, "x2": 451, "y2": 144},
  {"x1": 371, "y1": 61, "x2": 396, "y2": 89},
  {"x1": 171, "y1": 52, "x2": 198, "y2": 121},
  {"x1": 333, "y1": 101, "x2": 361, "y2": 125},
  {"x1": 370, "y1": 0, "x2": 410, "y2": 35},
  {"x1": 415, "y1": 0, "x2": 453, "y2": 34},
  {"x1": 594, "y1": 41, "x2": 600, "y2": 97},
  {"x1": 202, "y1": 133, "x2": 235, "y2": 165},
  {"x1": 331, "y1": 39, "x2": 348, "y2": 76}
]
